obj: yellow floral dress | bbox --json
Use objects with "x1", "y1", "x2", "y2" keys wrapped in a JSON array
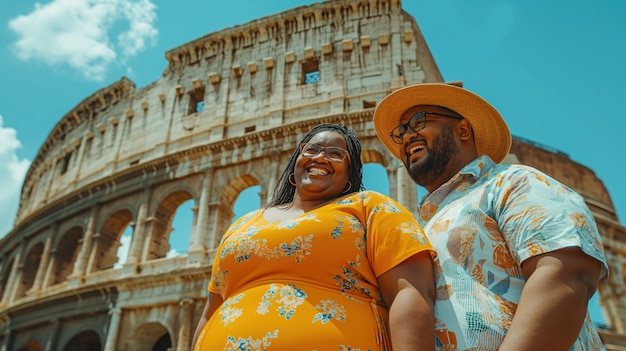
[{"x1": 194, "y1": 191, "x2": 433, "y2": 351}]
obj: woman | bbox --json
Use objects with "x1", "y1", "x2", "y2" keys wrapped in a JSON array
[{"x1": 192, "y1": 124, "x2": 435, "y2": 350}]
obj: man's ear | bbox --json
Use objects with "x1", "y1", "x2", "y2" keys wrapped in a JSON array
[{"x1": 458, "y1": 119, "x2": 473, "y2": 141}]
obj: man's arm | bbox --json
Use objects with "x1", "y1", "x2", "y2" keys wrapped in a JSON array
[{"x1": 499, "y1": 247, "x2": 603, "y2": 351}]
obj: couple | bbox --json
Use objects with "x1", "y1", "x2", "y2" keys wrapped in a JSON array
[{"x1": 192, "y1": 83, "x2": 608, "y2": 351}]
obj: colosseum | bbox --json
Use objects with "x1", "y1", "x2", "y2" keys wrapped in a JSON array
[{"x1": 1, "y1": 0, "x2": 625, "y2": 350}]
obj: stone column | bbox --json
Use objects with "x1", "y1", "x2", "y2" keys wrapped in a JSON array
[
  {"x1": 2, "y1": 240, "x2": 26, "y2": 304},
  {"x1": 388, "y1": 2, "x2": 407, "y2": 90},
  {"x1": 104, "y1": 306, "x2": 122, "y2": 351},
  {"x1": 206, "y1": 202, "x2": 231, "y2": 250},
  {"x1": 69, "y1": 206, "x2": 99, "y2": 284},
  {"x1": 70, "y1": 135, "x2": 87, "y2": 185},
  {"x1": 190, "y1": 171, "x2": 212, "y2": 252},
  {"x1": 263, "y1": 155, "x2": 281, "y2": 204},
  {"x1": 395, "y1": 165, "x2": 417, "y2": 213},
  {"x1": 176, "y1": 298, "x2": 196, "y2": 351},
  {"x1": 85, "y1": 233, "x2": 101, "y2": 274},
  {"x1": 31, "y1": 230, "x2": 54, "y2": 292},
  {"x1": 44, "y1": 319, "x2": 61, "y2": 351},
  {"x1": 41, "y1": 249, "x2": 58, "y2": 288},
  {"x1": 386, "y1": 166, "x2": 398, "y2": 200},
  {"x1": 602, "y1": 253, "x2": 626, "y2": 333},
  {"x1": 0, "y1": 316, "x2": 11, "y2": 351},
  {"x1": 41, "y1": 222, "x2": 60, "y2": 288},
  {"x1": 42, "y1": 160, "x2": 58, "y2": 203},
  {"x1": 127, "y1": 187, "x2": 152, "y2": 264}
]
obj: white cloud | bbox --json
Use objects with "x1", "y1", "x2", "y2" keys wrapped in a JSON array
[
  {"x1": 0, "y1": 116, "x2": 31, "y2": 239},
  {"x1": 8, "y1": 0, "x2": 158, "y2": 81}
]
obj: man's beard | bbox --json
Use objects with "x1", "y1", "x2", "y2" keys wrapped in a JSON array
[{"x1": 406, "y1": 124, "x2": 458, "y2": 188}]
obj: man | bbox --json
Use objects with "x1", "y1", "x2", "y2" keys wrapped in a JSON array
[{"x1": 373, "y1": 83, "x2": 609, "y2": 350}]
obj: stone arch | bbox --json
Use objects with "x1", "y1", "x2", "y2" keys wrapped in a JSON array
[
  {"x1": 233, "y1": 185, "x2": 263, "y2": 219},
  {"x1": 147, "y1": 189, "x2": 194, "y2": 260},
  {"x1": 220, "y1": 174, "x2": 261, "y2": 206},
  {"x1": 361, "y1": 147, "x2": 391, "y2": 194},
  {"x1": 168, "y1": 198, "x2": 194, "y2": 257},
  {"x1": 94, "y1": 209, "x2": 134, "y2": 271},
  {"x1": 124, "y1": 322, "x2": 171, "y2": 351},
  {"x1": 361, "y1": 146, "x2": 419, "y2": 210},
  {"x1": 52, "y1": 226, "x2": 83, "y2": 285},
  {"x1": 17, "y1": 340, "x2": 42, "y2": 351},
  {"x1": 361, "y1": 146, "x2": 390, "y2": 167},
  {"x1": 61, "y1": 330, "x2": 101, "y2": 351},
  {"x1": 16, "y1": 242, "x2": 44, "y2": 298},
  {"x1": 212, "y1": 174, "x2": 261, "y2": 246}
]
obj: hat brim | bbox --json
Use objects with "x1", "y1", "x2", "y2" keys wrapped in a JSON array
[{"x1": 373, "y1": 83, "x2": 511, "y2": 163}]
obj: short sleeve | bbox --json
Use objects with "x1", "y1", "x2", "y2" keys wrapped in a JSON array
[
  {"x1": 362, "y1": 191, "x2": 434, "y2": 277},
  {"x1": 495, "y1": 166, "x2": 609, "y2": 280}
]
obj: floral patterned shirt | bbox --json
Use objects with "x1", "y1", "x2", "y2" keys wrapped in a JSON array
[{"x1": 419, "y1": 155, "x2": 609, "y2": 351}]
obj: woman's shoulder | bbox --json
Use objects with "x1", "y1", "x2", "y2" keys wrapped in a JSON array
[
  {"x1": 354, "y1": 190, "x2": 391, "y2": 199},
  {"x1": 341, "y1": 190, "x2": 397, "y2": 206},
  {"x1": 228, "y1": 208, "x2": 263, "y2": 230}
]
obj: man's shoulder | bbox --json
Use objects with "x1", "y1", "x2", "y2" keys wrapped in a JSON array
[{"x1": 487, "y1": 162, "x2": 545, "y2": 178}]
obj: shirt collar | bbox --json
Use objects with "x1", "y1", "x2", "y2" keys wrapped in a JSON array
[
  {"x1": 418, "y1": 155, "x2": 496, "y2": 210},
  {"x1": 457, "y1": 154, "x2": 496, "y2": 180}
]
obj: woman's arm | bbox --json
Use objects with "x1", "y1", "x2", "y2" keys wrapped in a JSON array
[
  {"x1": 191, "y1": 292, "x2": 224, "y2": 349},
  {"x1": 377, "y1": 251, "x2": 436, "y2": 351}
]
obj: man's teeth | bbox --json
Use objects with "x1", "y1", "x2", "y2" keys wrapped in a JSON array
[
  {"x1": 409, "y1": 145, "x2": 424, "y2": 155},
  {"x1": 308, "y1": 167, "x2": 329, "y2": 175}
]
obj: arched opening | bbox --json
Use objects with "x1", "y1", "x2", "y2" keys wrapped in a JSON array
[
  {"x1": 363, "y1": 163, "x2": 390, "y2": 195},
  {"x1": 94, "y1": 209, "x2": 134, "y2": 271},
  {"x1": 114, "y1": 224, "x2": 134, "y2": 268},
  {"x1": 17, "y1": 243, "x2": 44, "y2": 297},
  {"x1": 62, "y1": 330, "x2": 101, "y2": 351},
  {"x1": 148, "y1": 190, "x2": 193, "y2": 260},
  {"x1": 167, "y1": 198, "x2": 194, "y2": 258},
  {"x1": 125, "y1": 322, "x2": 170, "y2": 351},
  {"x1": 18, "y1": 340, "x2": 42, "y2": 351},
  {"x1": 53, "y1": 226, "x2": 83, "y2": 284},
  {"x1": 233, "y1": 185, "x2": 262, "y2": 219},
  {"x1": 151, "y1": 332, "x2": 172, "y2": 351},
  {"x1": 213, "y1": 175, "x2": 260, "y2": 246}
]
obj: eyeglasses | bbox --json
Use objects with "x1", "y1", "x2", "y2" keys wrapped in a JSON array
[
  {"x1": 299, "y1": 143, "x2": 350, "y2": 163},
  {"x1": 390, "y1": 111, "x2": 463, "y2": 144}
]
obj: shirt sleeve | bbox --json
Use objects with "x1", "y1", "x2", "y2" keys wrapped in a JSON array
[
  {"x1": 494, "y1": 166, "x2": 609, "y2": 280},
  {"x1": 362, "y1": 191, "x2": 434, "y2": 277}
]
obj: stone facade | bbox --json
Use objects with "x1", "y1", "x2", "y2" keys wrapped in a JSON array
[{"x1": 0, "y1": 0, "x2": 624, "y2": 350}]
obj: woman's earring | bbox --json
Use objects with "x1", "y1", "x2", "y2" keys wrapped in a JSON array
[
  {"x1": 342, "y1": 181, "x2": 352, "y2": 193},
  {"x1": 289, "y1": 173, "x2": 297, "y2": 186}
]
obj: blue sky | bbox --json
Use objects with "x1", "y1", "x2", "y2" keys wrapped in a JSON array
[{"x1": 0, "y1": 0, "x2": 624, "y2": 326}]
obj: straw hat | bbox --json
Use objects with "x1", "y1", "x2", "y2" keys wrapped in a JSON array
[{"x1": 373, "y1": 83, "x2": 511, "y2": 163}]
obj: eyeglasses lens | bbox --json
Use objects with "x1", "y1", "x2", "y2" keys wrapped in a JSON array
[
  {"x1": 300, "y1": 143, "x2": 348, "y2": 162},
  {"x1": 391, "y1": 112, "x2": 427, "y2": 144}
]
